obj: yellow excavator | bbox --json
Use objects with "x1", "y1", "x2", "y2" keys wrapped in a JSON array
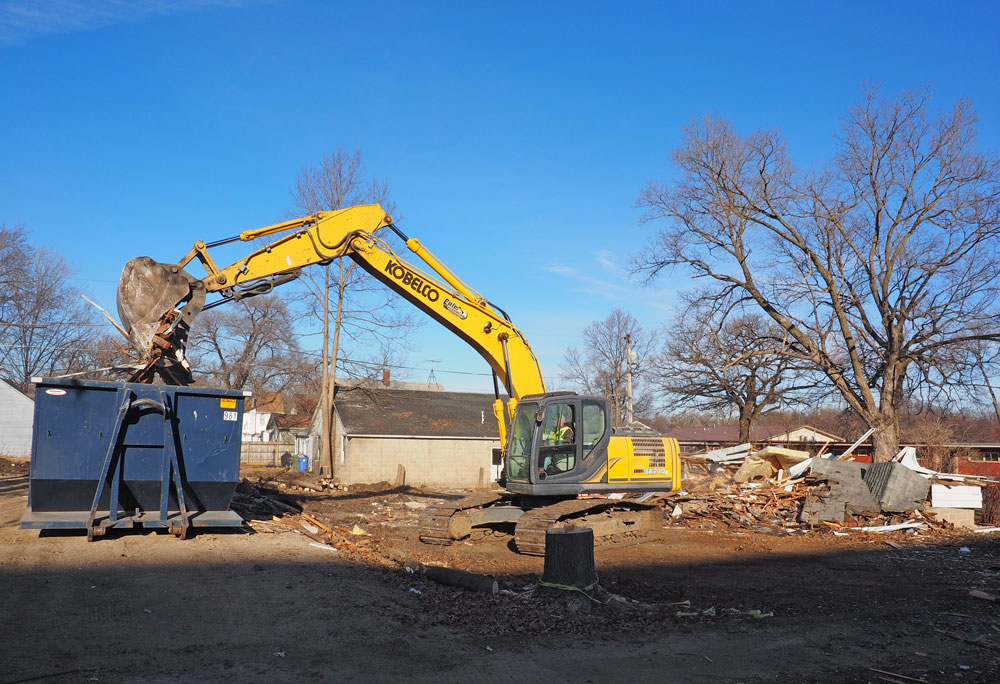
[{"x1": 116, "y1": 204, "x2": 681, "y2": 554}]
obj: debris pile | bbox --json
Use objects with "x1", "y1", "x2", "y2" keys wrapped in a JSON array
[
  {"x1": 672, "y1": 440, "x2": 998, "y2": 536},
  {"x1": 231, "y1": 479, "x2": 303, "y2": 519}
]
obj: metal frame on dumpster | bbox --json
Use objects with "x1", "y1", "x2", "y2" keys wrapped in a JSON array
[{"x1": 21, "y1": 378, "x2": 247, "y2": 540}]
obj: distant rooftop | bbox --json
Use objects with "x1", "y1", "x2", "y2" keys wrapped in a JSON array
[
  {"x1": 334, "y1": 385, "x2": 504, "y2": 438},
  {"x1": 669, "y1": 423, "x2": 843, "y2": 444}
]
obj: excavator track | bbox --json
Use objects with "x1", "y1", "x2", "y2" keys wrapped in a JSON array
[
  {"x1": 418, "y1": 491, "x2": 506, "y2": 545},
  {"x1": 514, "y1": 498, "x2": 661, "y2": 556}
]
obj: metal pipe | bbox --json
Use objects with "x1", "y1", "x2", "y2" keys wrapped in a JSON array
[
  {"x1": 204, "y1": 235, "x2": 241, "y2": 248},
  {"x1": 500, "y1": 335, "x2": 514, "y2": 398}
]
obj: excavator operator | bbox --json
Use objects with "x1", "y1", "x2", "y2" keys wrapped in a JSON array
[{"x1": 543, "y1": 410, "x2": 575, "y2": 446}]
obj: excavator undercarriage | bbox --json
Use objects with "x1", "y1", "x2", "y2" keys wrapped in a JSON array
[{"x1": 418, "y1": 492, "x2": 662, "y2": 556}]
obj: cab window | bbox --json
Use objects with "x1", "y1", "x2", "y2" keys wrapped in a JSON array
[
  {"x1": 581, "y1": 401, "x2": 606, "y2": 459},
  {"x1": 505, "y1": 404, "x2": 535, "y2": 481},
  {"x1": 539, "y1": 403, "x2": 576, "y2": 475}
]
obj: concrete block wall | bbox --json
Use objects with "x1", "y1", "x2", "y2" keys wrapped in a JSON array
[{"x1": 337, "y1": 436, "x2": 500, "y2": 488}]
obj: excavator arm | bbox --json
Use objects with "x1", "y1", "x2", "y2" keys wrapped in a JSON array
[{"x1": 116, "y1": 204, "x2": 546, "y2": 441}]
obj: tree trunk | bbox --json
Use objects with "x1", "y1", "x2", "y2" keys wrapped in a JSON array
[
  {"x1": 542, "y1": 527, "x2": 597, "y2": 589},
  {"x1": 872, "y1": 367, "x2": 903, "y2": 463},
  {"x1": 326, "y1": 262, "x2": 348, "y2": 478},
  {"x1": 871, "y1": 418, "x2": 899, "y2": 463},
  {"x1": 319, "y1": 265, "x2": 333, "y2": 476},
  {"x1": 737, "y1": 402, "x2": 755, "y2": 443}
]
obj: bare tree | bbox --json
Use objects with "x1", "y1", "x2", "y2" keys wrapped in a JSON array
[
  {"x1": 187, "y1": 295, "x2": 310, "y2": 397},
  {"x1": 289, "y1": 149, "x2": 418, "y2": 476},
  {"x1": 654, "y1": 301, "x2": 815, "y2": 442},
  {"x1": 0, "y1": 223, "x2": 31, "y2": 329},
  {"x1": 0, "y1": 239, "x2": 96, "y2": 392},
  {"x1": 637, "y1": 85, "x2": 1000, "y2": 461},
  {"x1": 561, "y1": 308, "x2": 653, "y2": 427}
]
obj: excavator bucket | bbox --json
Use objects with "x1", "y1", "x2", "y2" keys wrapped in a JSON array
[{"x1": 116, "y1": 257, "x2": 206, "y2": 383}]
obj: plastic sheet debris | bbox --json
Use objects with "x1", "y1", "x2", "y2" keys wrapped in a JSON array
[
  {"x1": 894, "y1": 447, "x2": 984, "y2": 482},
  {"x1": 703, "y1": 443, "x2": 752, "y2": 465},
  {"x1": 848, "y1": 521, "x2": 924, "y2": 533}
]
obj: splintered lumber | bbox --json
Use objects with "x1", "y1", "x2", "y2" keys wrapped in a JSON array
[
  {"x1": 284, "y1": 518, "x2": 328, "y2": 545},
  {"x1": 541, "y1": 526, "x2": 598, "y2": 590},
  {"x1": 933, "y1": 628, "x2": 1000, "y2": 652}
]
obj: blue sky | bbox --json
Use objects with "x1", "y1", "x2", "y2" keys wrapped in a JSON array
[{"x1": 2, "y1": 0, "x2": 999, "y2": 393}]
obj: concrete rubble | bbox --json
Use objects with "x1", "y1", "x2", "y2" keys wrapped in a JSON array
[{"x1": 676, "y1": 437, "x2": 998, "y2": 535}]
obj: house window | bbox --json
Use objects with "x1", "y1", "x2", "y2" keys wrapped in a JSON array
[{"x1": 977, "y1": 451, "x2": 1000, "y2": 462}]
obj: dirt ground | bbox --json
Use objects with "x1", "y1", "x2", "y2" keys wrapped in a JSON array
[{"x1": 3, "y1": 462, "x2": 1000, "y2": 683}]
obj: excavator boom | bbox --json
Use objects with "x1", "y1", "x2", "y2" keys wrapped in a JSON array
[{"x1": 115, "y1": 204, "x2": 545, "y2": 403}]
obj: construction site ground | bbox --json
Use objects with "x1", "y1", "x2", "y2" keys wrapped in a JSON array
[{"x1": 3, "y1": 461, "x2": 1000, "y2": 683}]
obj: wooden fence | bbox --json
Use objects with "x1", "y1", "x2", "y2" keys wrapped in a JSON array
[{"x1": 240, "y1": 442, "x2": 293, "y2": 466}]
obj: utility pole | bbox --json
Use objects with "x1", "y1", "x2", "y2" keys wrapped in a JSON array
[
  {"x1": 426, "y1": 359, "x2": 441, "y2": 387},
  {"x1": 978, "y1": 359, "x2": 1000, "y2": 425},
  {"x1": 625, "y1": 333, "x2": 634, "y2": 426}
]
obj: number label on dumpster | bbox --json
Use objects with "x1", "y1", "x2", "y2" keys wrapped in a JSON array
[{"x1": 223, "y1": 410, "x2": 238, "y2": 421}]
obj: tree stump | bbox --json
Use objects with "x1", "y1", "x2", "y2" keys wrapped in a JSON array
[
  {"x1": 982, "y1": 483, "x2": 1000, "y2": 526},
  {"x1": 542, "y1": 526, "x2": 597, "y2": 589}
]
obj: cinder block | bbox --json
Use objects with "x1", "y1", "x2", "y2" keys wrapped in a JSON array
[
  {"x1": 811, "y1": 459, "x2": 880, "y2": 512},
  {"x1": 809, "y1": 458, "x2": 868, "y2": 482},
  {"x1": 799, "y1": 496, "x2": 846, "y2": 524}
]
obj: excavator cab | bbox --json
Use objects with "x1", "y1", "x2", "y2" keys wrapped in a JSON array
[{"x1": 502, "y1": 392, "x2": 612, "y2": 494}]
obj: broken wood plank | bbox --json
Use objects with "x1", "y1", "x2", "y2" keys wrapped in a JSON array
[
  {"x1": 934, "y1": 628, "x2": 1000, "y2": 652},
  {"x1": 867, "y1": 669, "x2": 927, "y2": 683}
]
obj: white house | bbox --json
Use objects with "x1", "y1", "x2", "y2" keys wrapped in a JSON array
[{"x1": 0, "y1": 379, "x2": 34, "y2": 457}]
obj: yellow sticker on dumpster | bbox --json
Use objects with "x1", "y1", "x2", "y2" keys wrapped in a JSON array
[{"x1": 220, "y1": 398, "x2": 237, "y2": 409}]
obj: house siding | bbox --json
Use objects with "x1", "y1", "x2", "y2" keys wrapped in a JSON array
[
  {"x1": 0, "y1": 380, "x2": 34, "y2": 458},
  {"x1": 337, "y1": 435, "x2": 500, "y2": 488}
]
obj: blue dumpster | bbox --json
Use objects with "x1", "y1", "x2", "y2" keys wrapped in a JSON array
[
  {"x1": 297, "y1": 454, "x2": 309, "y2": 473},
  {"x1": 21, "y1": 377, "x2": 249, "y2": 540}
]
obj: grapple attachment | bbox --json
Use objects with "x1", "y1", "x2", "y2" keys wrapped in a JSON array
[{"x1": 116, "y1": 257, "x2": 206, "y2": 384}]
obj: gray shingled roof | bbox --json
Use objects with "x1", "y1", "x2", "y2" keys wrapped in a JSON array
[{"x1": 334, "y1": 386, "x2": 505, "y2": 438}]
